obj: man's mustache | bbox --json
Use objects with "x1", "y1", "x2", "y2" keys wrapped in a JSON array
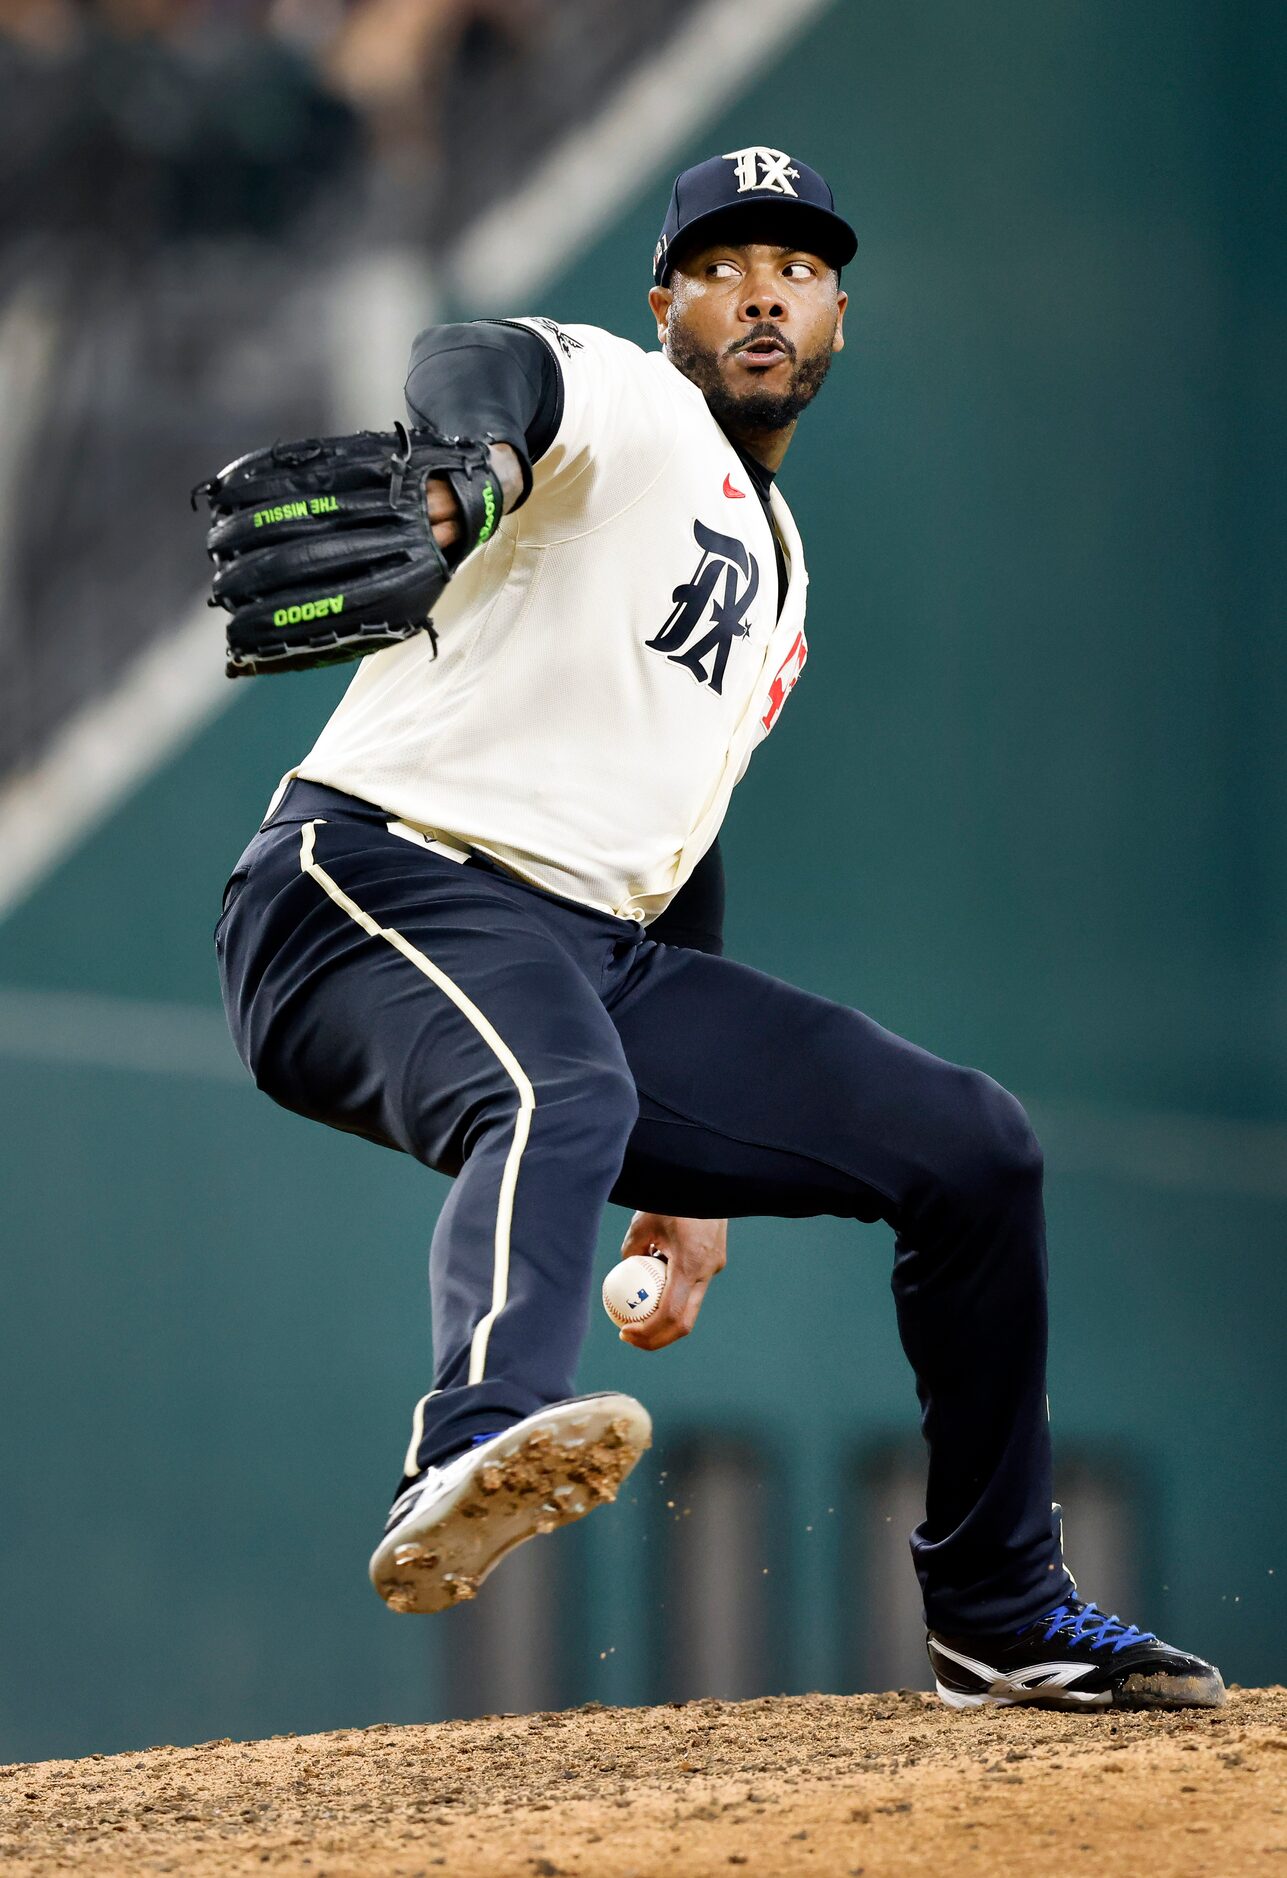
[{"x1": 728, "y1": 324, "x2": 797, "y2": 361}]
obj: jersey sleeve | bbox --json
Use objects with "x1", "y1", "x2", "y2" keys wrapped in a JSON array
[
  {"x1": 499, "y1": 318, "x2": 679, "y2": 539},
  {"x1": 404, "y1": 320, "x2": 561, "y2": 506}
]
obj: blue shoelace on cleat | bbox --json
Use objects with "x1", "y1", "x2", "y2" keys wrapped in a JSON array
[{"x1": 1038, "y1": 1600, "x2": 1156, "y2": 1654}]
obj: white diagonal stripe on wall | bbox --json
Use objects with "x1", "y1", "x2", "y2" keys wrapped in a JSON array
[
  {"x1": 445, "y1": 0, "x2": 839, "y2": 311},
  {"x1": 0, "y1": 601, "x2": 231, "y2": 922},
  {"x1": 0, "y1": 0, "x2": 839, "y2": 926}
]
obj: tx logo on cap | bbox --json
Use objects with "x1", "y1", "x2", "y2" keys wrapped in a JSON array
[{"x1": 724, "y1": 146, "x2": 801, "y2": 197}]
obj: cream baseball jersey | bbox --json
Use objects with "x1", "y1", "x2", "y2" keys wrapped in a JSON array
[{"x1": 291, "y1": 319, "x2": 810, "y2": 924}]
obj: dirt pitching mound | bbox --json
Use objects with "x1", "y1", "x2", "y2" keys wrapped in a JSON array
[{"x1": 2, "y1": 1686, "x2": 1283, "y2": 1876}]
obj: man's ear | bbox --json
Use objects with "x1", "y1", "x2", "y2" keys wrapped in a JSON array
[
  {"x1": 832, "y1": 286, "x2": 849, "y2": 354},
  {"x1": 647, "y1": 285, "x2": 673, "y2": 348}
]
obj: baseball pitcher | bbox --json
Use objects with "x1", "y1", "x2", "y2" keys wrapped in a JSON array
[{"x1": 203, "y1": 149, "x2": 1222, "y2": 1710}]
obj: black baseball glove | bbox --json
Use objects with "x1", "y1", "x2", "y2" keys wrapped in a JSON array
[{"x1": 196, "y1": 423, "x2": 504, "y2": 678}]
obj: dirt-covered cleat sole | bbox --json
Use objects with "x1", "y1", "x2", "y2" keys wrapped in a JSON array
[
  {"x1": 369, "y1": 1392, "x2": 651, "y2": 1614},
  {"x1": 928, "y1": 1596, "x2": 1226, "y2": 1712}
]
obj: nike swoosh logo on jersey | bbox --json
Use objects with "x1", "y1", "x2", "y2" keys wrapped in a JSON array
[{"x1": 723, "y1": 474, "x2": 746, "y2": 499}]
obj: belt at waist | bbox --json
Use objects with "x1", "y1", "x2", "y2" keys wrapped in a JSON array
[
  {"x1": 262, "y1": 778, "x2": 496, "y2": 871},
  {"x1": 261, "y1": 778, "x2": 645, "y2": 929}
]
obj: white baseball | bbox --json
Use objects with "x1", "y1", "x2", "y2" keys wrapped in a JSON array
[{"x1": 602, "y1": 1253, "x2": 669, "y2": 1329}]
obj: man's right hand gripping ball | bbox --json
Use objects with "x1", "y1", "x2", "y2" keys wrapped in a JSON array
[{"x1": 197, "y1": 424, "x2": 506, "y2": 678}]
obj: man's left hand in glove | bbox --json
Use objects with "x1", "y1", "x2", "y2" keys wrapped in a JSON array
[{"x1": 197, "y1": 426, "x2": 524, "y2": 678}]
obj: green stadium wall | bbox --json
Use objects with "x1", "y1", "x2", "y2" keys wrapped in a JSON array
[{"x1": 0, "y1": 0, "x2": 1282, "y2": 1759}]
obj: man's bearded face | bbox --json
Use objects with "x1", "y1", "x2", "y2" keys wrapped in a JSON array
[{"x1": 667, "y1": 313, "x2": 837, "y2": 434}]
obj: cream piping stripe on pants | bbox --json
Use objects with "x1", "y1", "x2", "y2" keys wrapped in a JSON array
[{"x1": 298, "y1": 819, "x2": 536, "y2": 1385}]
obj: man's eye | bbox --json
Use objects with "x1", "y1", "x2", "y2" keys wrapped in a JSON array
[
  {"x1": 708, "y1": 261, "x2": 740, "y2": 279},
  {"x1": 784, "y1": 262, "x2": 816, "y2": 280}
]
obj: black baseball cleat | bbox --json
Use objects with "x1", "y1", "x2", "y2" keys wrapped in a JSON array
[{"x1": 928, "y1": 1596, "x2": 1226, "y2": 1710}]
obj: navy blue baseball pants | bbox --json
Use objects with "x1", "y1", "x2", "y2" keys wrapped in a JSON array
[{"x1": 216, "y1": 780, "x2": 1070, "y2": 1633}]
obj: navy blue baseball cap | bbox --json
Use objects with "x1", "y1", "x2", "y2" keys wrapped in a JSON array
[{"x1": 653, "y1": 146, "x2": 857, "y2": 285}]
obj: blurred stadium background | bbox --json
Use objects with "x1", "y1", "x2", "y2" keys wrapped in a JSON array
[{"x1": 0, "y1": 0, "x2": 1282, "y2": 1764}]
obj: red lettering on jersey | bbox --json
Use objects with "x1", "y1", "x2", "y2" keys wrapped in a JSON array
[
  {"x1": 761, "y1": 628, "x2": 808, "y2": 732},
  {"x1": 722, "y1": 474, "x2": 746, "y2": 499}
]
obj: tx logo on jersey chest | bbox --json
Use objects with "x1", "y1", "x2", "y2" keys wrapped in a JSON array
[{"x1": 646, "y1": 519, "x2": 760, "y2": 696}]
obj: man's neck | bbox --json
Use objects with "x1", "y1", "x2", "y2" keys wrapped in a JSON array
[{"x1": 721, "y1": 420, "x2": 794, "y2": 474}]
